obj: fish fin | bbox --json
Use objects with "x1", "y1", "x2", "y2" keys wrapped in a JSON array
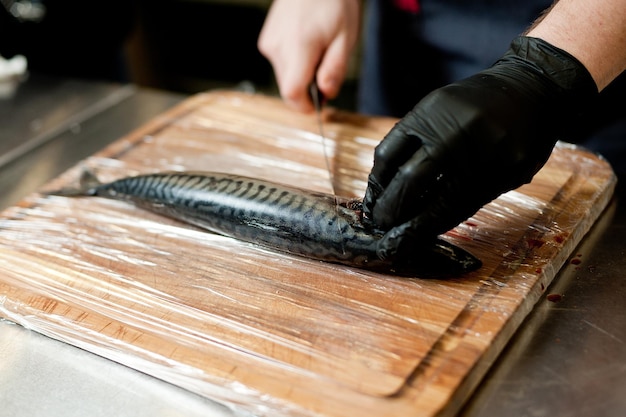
[
  {"x1": 44, "y1": 168, "x2": 102, "y2": 197},
  {"x1": 78, "y1": 169, "x2": 102, "y2": 192}
]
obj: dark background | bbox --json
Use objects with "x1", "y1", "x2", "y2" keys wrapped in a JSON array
[{"x1": 0, "y1": 0, "x2": 358, "y2": 109}]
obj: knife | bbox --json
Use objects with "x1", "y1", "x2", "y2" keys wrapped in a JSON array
[
  {"x1": 310, "y1": 80, "x2": 346, "y2": 252},
  {"x1": 309, "y1": 80, "x2": 336, "y2": 196}
]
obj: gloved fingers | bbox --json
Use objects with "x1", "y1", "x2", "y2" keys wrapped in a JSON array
[
  {"x1": 375, "y1": 171, "x2": 498, "y2": 259},
  {"x1": 370, "y1": 147, "x2": 440, "y2": 230},
  {"x1": 375, "y1": 215, "x2": 438, "y2": 262},
  {"x1": 375, "y1": 221, "x2": 416, "y2": 261},
  {"x1": 370, "y1": 126, "x2": 423, "y2": 186},
  {"x1": 363, "y1": 124, "x2": 423, "y2": 216}
]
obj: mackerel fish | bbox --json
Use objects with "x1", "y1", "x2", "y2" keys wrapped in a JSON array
[{"x1": 47, "y1": 170, "x2": 482, "y2": 277}]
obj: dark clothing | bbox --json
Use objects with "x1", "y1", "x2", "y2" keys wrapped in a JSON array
[{"x1": 359, "y1": 0, "x2": 626, "y2": 174}]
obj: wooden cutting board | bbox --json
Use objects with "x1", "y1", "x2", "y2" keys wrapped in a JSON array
[{"x1": 0, "y1": 91, "x2": 616, "y2": 416}]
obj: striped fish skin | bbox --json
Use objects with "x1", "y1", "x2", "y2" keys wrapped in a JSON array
[{"x1": 52, "y1": 171, "x2": 481, "y2": 276}]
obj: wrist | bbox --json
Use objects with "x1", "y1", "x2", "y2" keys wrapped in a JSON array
[
  {"x1": 500, "y1": 36, "x2": 598, "y2": 95},
  {"x1": 491, "y1": 36, "x2": 599, "y2": 121},
  {"x1": 526, "y1": 0, "x2": 626, "y2": 91}
]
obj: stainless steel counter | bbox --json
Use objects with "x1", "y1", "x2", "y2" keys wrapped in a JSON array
[
  {"x1": 461, "y1": 187, "x2": 626, "y2": 417},
  {"x1": 1, "y1": 74, "x2": 624, "y2": 417}
]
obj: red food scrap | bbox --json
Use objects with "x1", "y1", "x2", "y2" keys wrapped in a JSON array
[{"x1": 547, "y1": 293, "x2": 563, "y2": 302}]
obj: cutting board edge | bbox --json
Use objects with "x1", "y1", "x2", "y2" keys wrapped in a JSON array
[{"x1": 431, "y1": 170, "x2": 618, "y2": 417}]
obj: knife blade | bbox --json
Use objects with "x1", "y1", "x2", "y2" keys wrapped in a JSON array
[
  {"x1": 309, "y1": 80, "x2": 336, "y2": 196},
  {"x1": 310, "y1": 80, "x2": 346, "y2": 253}
]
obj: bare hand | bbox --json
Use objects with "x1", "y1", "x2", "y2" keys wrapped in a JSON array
[{"x1": 258, "y1": 0, "x2": 360, "y2": 112}]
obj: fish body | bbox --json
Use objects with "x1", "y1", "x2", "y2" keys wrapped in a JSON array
[{"x1": 50, "y1": 170, "x2": 481, "y2": 276}]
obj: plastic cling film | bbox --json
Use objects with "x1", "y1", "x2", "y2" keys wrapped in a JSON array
[{"x1": 0, "y1": 92, "x2": 617, "y2": 417}]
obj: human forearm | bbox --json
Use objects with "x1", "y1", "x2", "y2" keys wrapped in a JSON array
[{"x1": 527, "y1": 0, "x2": 626, "y2": 90}]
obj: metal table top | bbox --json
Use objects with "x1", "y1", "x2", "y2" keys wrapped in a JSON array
[{"x1": 0, "y1": 74, "x2": 624, "y2": 417}]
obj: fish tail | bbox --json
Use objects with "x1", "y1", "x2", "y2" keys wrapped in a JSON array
[{"x1": 44, "y1": 168, "x2": 102, "y2": 197}]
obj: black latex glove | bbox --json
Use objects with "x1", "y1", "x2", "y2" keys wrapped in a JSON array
[{"x1": 364, "y1": 36, "x2": 598, "y2": 261}]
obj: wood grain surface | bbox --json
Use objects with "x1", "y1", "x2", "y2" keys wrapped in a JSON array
[{"x1": 0, "y1": 91, "x2": 616, "y2": 416}]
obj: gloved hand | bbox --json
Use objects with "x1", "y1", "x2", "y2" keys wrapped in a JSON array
[{"x1": 364, "y1": 36, "x2": 598, "y2": 261}]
